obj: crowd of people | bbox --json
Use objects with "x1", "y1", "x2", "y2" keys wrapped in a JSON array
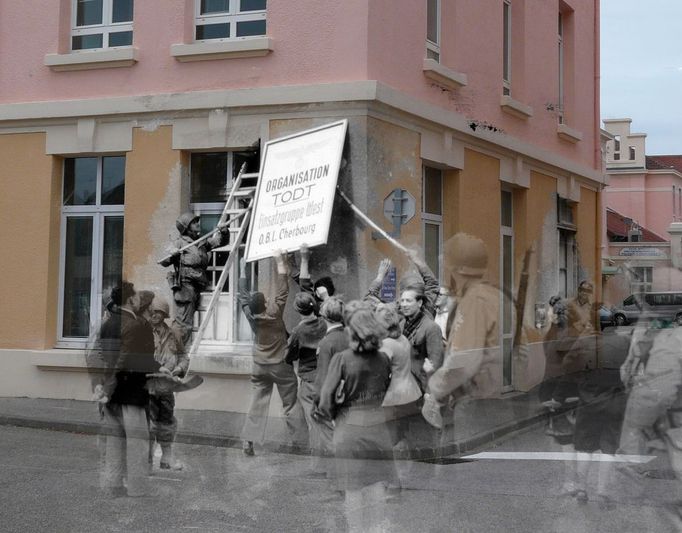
[
  {"x1": 83, "y1": 210, "x2": 682, "y2": 524},
  {"x1": 233, "y1": 232, "x2": 502, "y2": 509},
  {"x1": 85, "y1": 207, "x2": 502, "y2": 502},
  {"x1": 536, "y1": 279, "x2": 682, "y2": 518}
]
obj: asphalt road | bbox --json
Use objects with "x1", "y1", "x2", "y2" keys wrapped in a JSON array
[{"x1": 0, "y1": 423, "x2": 679, "y2": 533}]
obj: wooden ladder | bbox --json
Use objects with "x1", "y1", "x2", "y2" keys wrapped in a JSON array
[{"x1": 187, "y1": 164, "x2": 257, "y2": 361}]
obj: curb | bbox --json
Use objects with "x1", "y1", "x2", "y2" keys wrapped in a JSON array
[{"x1": 0, "y1": 408, "x2": 551, "y2": 459}]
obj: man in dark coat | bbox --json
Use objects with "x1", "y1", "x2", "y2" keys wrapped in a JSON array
[{"x1": 100, "y1": 282, "x2": 160, "y2": 497}]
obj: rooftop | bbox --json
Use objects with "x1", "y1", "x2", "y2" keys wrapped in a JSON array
[
  {"x1": 606, "y1": 207, "x2": 667, "y2": 243},
  {"x1": 646, "y1": 155, "x2": 682, "y2": 173}
]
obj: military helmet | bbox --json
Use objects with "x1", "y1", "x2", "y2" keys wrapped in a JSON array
[
  {"x1": 176, "y1": 212, "x2": 200, "y2": 235},
  {"x1": 150, "y1": 297, "x2": 170, "y2": 317},
  {"x1": 443, "y1": 232, "x2": 488, "y2": 277}
]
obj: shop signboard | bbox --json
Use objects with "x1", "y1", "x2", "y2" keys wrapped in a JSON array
[{"x1": 245, "y1": 120, "x2": 348, "y2": 262}]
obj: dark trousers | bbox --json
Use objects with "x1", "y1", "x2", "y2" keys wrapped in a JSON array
[
  {"x1": 149, "y1": 393, "x2": 177, "y2": 445},
  {"x1": 172, "y1": 282, "x2": 201, "y2": 346}
]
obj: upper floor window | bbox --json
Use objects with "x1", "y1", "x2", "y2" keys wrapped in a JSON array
[
  {"x1": 557, "y1": 196, "x2": 575, "y2": 228},
  {"x1": 629, "y1": 146, "x2": 636, "y2": 160},
  {"x1": 71, "y1": 0, "x2": 134, "y2": 51},
  {"x1": 502, "y1": 0, "x2": 512, "y2": 95},
  {"x1": 612, "y1": 135, "x2": 621, "y2": 160},
  {"x1": 195, "y1": 0, "x2": 267, "y2": 42},
  {"x1": 426, "y1": 0, "x2": 441, "y2": 62}
]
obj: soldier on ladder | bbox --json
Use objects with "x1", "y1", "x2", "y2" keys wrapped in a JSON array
[{"x1": 160, "y1": 212, "x2": 230, "y2": 347}]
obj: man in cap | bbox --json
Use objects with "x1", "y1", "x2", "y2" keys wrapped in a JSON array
[
  {"x1": 424, "y1": 233, "x2": 501, "y2": 429},
  {"x1": 160, "y1": 212, "x2": 228, "y2": 346},
  {"x1": 147, "y1": 295, "x2": 187, "y2": 470}
]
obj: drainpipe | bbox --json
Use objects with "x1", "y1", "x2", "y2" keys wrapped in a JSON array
[
  {"x1": 594, "y1": 0, "x2": 601, "y2": 171},
  {"x1": 594, "y1": 0, "x2": 602, "y2": 367}
]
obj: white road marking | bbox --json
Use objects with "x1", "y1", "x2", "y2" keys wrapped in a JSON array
[
  {"x1": 462, "y1": 451, "x2": 655, "y2": 463},
  {"x1": 151, "y1": 475, "x2": 184, "y2": 482}
]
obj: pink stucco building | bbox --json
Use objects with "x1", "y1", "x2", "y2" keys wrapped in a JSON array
[
  {"x1": 0, "y1": 1, "x2": 603, "y2": 404},
  {"x1": 603, "y1": 119, "x2": 682, "y2": 238},
  {"x1": 602, "y1": 118, "x2": 682, "y2": 305}
]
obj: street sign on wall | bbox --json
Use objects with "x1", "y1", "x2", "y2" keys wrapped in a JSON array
[
  {"x1": 244, "y1": 120, "x2": 348, "y2": 262},
  {"x1": 380, "y1": 267, "x2": 397, "y2": 301}
]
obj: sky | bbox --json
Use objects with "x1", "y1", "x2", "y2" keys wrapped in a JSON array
[{"x1": 601, "y1": 0, "x2": 682, "y2": 154}]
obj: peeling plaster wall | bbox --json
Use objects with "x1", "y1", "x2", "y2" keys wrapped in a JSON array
[
  {"x1": 512, "y1": 171, "x2": 558, "y2": 389},
  {"x1": 527, "y1": 171, "x2": 560, "y2": 314},
  {"x1": 124, "y1": 126, "x2": 186, "y2": 305},
  {"x1": 364, "y1": 118, "x2": 422, "y2": 287}
]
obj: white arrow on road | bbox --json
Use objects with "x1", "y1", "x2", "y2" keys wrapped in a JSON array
[{"x1": 463, "y1": 452, "x2": 655, "y2": 463}]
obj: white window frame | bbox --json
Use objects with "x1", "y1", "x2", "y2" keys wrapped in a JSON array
[
  {"x1": 189, "y1": 150, "x2": 258, "y2": 345},
  {"x1": 500, "y1": 188, "x2": 514, "y2": 391},
  {"x1": 422, "y1": 165, "x2": 443, "y2": 281},
  {"x1": 503, "y1": 0, "x2": 512, "y2": 95},
  {"x1": 557, "y1": 228, "x2": 577, "y2": 299},
  {"x1": 71, "y1": 0, "x2": 134, "y2": 52},
  {"x1": 631, "y1": 266, "x2": 653, "y2": 294},
  {"x1": 195, "y1": 0, "x2": 267, "y2": 42},
  {"x1": 57, "y1": 156, "x2": 125, "y2": 348},
  {"x1": 426, "y1": 0, "x2": 441, "y2": 62}
]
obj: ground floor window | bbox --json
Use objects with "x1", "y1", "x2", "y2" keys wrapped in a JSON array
[
  {"x1": 558, "y1": 229, "x2": 576, "y2": 298},
  {"x1": 59, "y1": 156, "x2": 125, "y2": 343},
  {"x1": 422, "y1": 165, "x2": 443, "y2": 279},
  {"x1": 630, "y1": 266, "x2": 653, "y2": 293},
  {"x1": 189, "y1": 149, "x2": 259, "y2": 344},
  {"x1": 501, "y1": 189, "x2": 514, "y2": 389}
]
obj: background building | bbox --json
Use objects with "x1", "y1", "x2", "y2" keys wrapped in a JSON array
[
  {"x1": 602, "y1": 118, "x2": 682, "y2": 305},
  {"x1": 0, "y1": 0, "x2": 603, "y2": 411}
]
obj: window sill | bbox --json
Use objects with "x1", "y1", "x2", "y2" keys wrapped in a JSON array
[
  {"x1": 422, "y1": 58, "x2": 467, "y2": 90},
  {"x1": 44, "y1": 47, "x2": 138, "y2": 72},
  {"x1": 31, "y1": 346, "x2": 254, "y2": 376},
  {"x1": 500, "y1": 95, "x2": 533, "y2": 120},
  {"x1": 557, "y1": 123, "x2": 583, "y2": 143},
  {"x1": 170, "y1": 37, "x2": 272, "y2": 62}
]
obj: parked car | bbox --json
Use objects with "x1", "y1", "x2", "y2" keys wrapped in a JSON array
[
  {"x1": 599, "y1": 305, "x2": 614, "y2": 330},
  {"x1": 612, "y1": 291, "x2": 682, "y2": 326}
]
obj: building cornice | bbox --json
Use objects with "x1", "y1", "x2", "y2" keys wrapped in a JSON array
[
  {"x1": 605, "y1": 187, "x2": 672, "y2": 193},
  {"x1": 0, "y1": 80, "x2": 604, "y2": 184}
]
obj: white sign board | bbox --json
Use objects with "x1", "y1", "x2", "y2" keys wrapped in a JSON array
[{"x1": 245, "y1": 120, "x2": 348, "y2": 262}]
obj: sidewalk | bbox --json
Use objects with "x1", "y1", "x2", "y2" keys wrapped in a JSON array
[{"x1": 0, "y1": 390, "x2": 549, "y2": 457}]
